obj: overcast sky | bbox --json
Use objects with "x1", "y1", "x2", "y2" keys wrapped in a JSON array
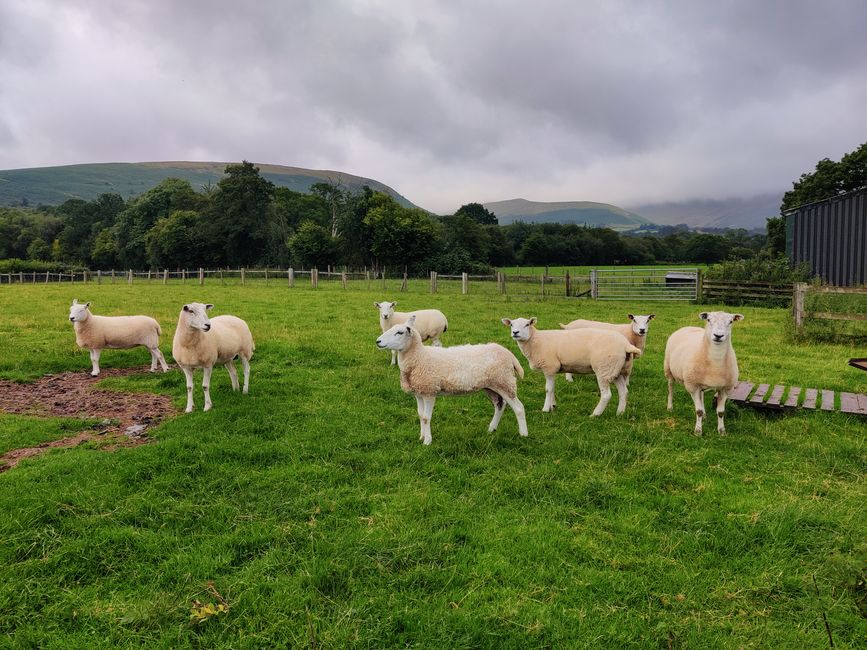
[{"x1": 1, "y1": 0, "x2": 865, "y2": 213}]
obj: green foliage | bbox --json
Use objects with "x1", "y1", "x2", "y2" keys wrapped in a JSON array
[
  {"x1": 454, "y1": 201, "x2": 498, "y2": 225},
  {"x1": 0, "y1": 207, "x2": 63, "y2": 260},
  {"x1": 705, "y1": 252, "x2": 812, "y2": 285},
  {"x1": 0, "y1": 258, "x2": 65, "y2": 273},
  {"x1": 765, "y1": 216, "x2": 786, "y2": 255},
  {"x1": 288, "y1": 221, "x2": 340, "y2": 268},
  {"x1": 363, "y1": 193, "x2": 441, "y2": 267},
  {"x1": 781, "y1": 141, "x2": 867, "y2": 211},
  {"x1": 145, "y1": 210, "x2": 208, "y2": 268}
]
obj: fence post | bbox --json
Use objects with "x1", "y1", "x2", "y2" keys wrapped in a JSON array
[
  {"x1": 265, "y1": 268, "x2": 269, "y2": 285},
  {"x1": 111, "y1": 269, "x2": 116, "y2": 284},
  {"x1": 565, "y1": 270, "x2": 571, "y2": 297},
  {"x1": 288, "y1": 268, "x2": 294, "y2": 287},
  {"x1": 240, "y1": 268, "x2": 245, "y2": 285},
  {"x1": 430, "y1": 271, "x2": 437, "y2": 293},
  {"x1": 793, "y1": 283, "x2": 806, "y2": 331},
  {"x1": 696, "y1": 269, "x2": 704, "y2": 302},
  {"x1": 97, "y1": 270, "x2": 102, "y2": 285},
  {"x1": 311, "y1": 268, "x2": 319, "y2": 288},
  {"x1": 220, "y1": 269, "x2": 224, "y2": 285},
  {"x1": 19, "y1": 271, "x2": 24, "y2": 284},
  {"x1": 181, "y1": 269, "x2": 186, "y2": 284},
  {"x1": 401, "y1": 272, "x2": 408, "y2": 292},
  {"x1": 199, "y1": 268, "x2": 204, "y2": 286},
  {"x1": 540, "y1": 271, "x2": 545, "y2": 296},
  {"x1": 162, "y1": 269, "x2": 168, "y2": 285},
  {"x1": 147, "y1": 269, "x2": 151, "y2": 281},
  {"x1": 462, "y1": 272, "x2": 468, "y2": 294},
  {"x1": 590, "y1": 270, "x2": 597, "y2": 300},
  {"x1": 498, "y1": 271, "x2": 506, "y2": 295},
  {"x1": 341, "y1": 272, "x2": 347, "y2": 289}
]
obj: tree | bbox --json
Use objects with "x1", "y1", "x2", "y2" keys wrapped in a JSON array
[
  {"x1": 764, "y1": 215, "x2": 786, "y2": 255},
  {"x1": 145, "y1": 210, "x2": 207, "y2": 268},
  {"x1": 781, "y1": 141, "x2": 867, "y2": 211},
  {"x1": 310, "y1": 179, "x2": 347, "y2": 237},
  {"x1": 454, "y1": 202, "x2": 498, "y2": 225},
  {"x1": 363, "y1": 193, "x2": 441, "y2": 269},
  {"x1": 55, "y1": 193, "x2": 125, "y2": 264},
  {"x1": 440, "y1": 213, "x2": 491, "y2": 263},
  {"x1": 90, "y1": 227, "x2": 119, "y2": 268},
  {"x1": 288, "y1": 220, "x2": 339, "y2": 268}
]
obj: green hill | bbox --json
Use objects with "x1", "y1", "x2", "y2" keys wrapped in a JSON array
[
  {"x1": 484, "y1": 198, "x2": 652, "y2": 230},
  {"x1": 0, "y1": 161, "x2": 418, "y2": 208}
]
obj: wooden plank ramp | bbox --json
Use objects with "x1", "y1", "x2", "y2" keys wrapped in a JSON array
[{"x1": 729, "y1": 382, "x2": 867, "y2": 416}]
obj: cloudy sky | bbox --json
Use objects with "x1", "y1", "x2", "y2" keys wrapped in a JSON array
[{"x1": 1, "y1": 0, "x2": 865, "y2": 213}]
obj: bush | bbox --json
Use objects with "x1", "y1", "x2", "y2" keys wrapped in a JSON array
[
  {"x1": 424, "y1": 248, "x2": 494, "y2": 275},
  {"x1": 705, "y1": 253, "x2": 811, "y2": 284},
  {"x1": 0, "y1": 258, "x2": 66, "y2": 273}
]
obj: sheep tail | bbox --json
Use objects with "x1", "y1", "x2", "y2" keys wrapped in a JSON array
[
  {"x1": 559, "y1": 323, "x2": 568, "y2": 329},
  {"x1": 626, "y1": 344, "x2": 642, "y2": 359},
  {"x1": 511, "y1": 353, "x2": 525, "y2": 379}
]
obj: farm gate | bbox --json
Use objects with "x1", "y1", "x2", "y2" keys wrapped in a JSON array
[{"x1": 590, "y1": 268, "x2": 700, "y2": 301}]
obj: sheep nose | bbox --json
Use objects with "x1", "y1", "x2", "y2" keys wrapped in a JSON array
[
  {"x1": 204, "y1": 324, "x2": 211, "y2": 331},
  {"x1": 639, "y1": 329, "x2": 646, "y2": 335},
  {"x1": 69, "y1": 317, "x2": 75, "y2": 321},
  {"x1": 713, "y1": 333, "x2": 723, "y2": 341}
]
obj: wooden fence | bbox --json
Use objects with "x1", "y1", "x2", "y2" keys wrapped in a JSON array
[
  {"x1": 793, "y1": 283, "x2": 867, "y2": 330},
  {"x1": 701, "y1": 279, "x2": 794, "y2": 305}
]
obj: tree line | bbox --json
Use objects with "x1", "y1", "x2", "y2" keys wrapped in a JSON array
[{"x1": 1, "y1": 161, "x2": 780, "y2": 274}]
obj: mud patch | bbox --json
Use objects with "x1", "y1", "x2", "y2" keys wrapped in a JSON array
[{"x1": 0, "y1": 367, "x2": 176, "y2": 471}]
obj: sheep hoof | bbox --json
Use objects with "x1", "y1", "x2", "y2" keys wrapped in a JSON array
[
  {"x1": 692, "y1": 429, "x2": 703, "y2": 437},
  {"x1": 185, "y1": 406, "x2": 193, "y2": 413},
  {"x1": 90, "y1": 371, "x2": 99, "y2": 377},
  {"x1": 203, "y1": 404, "x2": 212, "y2": 412},
  {"x1": 422, "y1": 438, "x2": 432, "y2": 446},
  {"x1": 718, "y1": 429, "x2": 727, "y2": 437}
]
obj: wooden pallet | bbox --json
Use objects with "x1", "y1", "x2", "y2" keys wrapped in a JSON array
[{"x1": 729, "y1": 381, "x2": 867, "y2": 416}]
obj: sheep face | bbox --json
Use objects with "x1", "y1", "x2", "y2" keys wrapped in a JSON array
[
  {"x1": 376, "y1": 315, "x2": 416, "y2": 351},
  {"x1": 182, "y1": 302, "x2": 214, "y2": 331},
  {"x1": 69, "y1": 299, "x2": 92, "y2": 323},
  {"x1": 627, "y1": 314, "x2": 655, "y2": 337},
  {"x1": 374, "y1": 301, "x2": 397, "y2": 322},
  {"x1": 699, "y1": 311, "x2": 743, "y2": 345},
  {"x1": 501, "y1": 317, "x2": 537, "y2": 342}
]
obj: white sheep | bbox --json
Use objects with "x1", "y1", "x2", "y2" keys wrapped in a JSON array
[
  {"x1": 502, "y1": 317, "x2": 641, "y2": 416},
  {"x1": 376, "y1": 315, "x2": 528, "y2": 445},
  {"x1": 374, "y1": 300, "x2": 448, "y2": 365},
  {"x1": 68, "y1": 299, "x2": 168, "y2": 377},
  {"x1": 171, "y1": 302, "x2": 255, "y2": 412},
  {"x1": 560, "y1": 314, "x2": 655, "y2": 384},
  {"x1": 664, "y1": 311, "x2": 743, "y2": 436}
]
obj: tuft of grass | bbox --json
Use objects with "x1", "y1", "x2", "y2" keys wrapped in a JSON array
[{"x1": 0, "y1": 283, "x2": 864, "y2": 648}]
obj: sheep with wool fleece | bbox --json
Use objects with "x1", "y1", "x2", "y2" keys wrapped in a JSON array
[
  {"x1": 374, "y1": 300, "x2": 448, "y2": 365},
  {"x1": 68, "y1": 299, "x2": 168, "y2": 376},
  {"x1": 664, "y1": 311, "x2": 743, "y2": 436},
  {"x1": 560, "y1": 314, "x2": 655, "y2": 384},
  {"x1": 172, "y1": 302, "x2": 255, "y2": 412},
  {"x1": 376, "y1": 314, "x2": 528, "y2": 445},
  {"x1": 502, "y1": 317, "x2": 641, "y2": 416}
]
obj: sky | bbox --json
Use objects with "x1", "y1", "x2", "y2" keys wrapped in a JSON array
[{"x1": 1, "y1": 0, "x2": 865, "y2": 214}]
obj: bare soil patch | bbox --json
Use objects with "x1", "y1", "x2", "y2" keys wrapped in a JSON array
[{"x1": 0, "y1": 367, "x2": 176, "y2": 471}]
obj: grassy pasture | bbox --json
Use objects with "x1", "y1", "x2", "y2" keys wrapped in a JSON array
[{"x1": 0, "y1": 283, "x2": 864, "y2": 648}]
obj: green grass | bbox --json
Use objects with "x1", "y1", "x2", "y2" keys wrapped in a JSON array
[{"x1": 0, "y1": 284, "x2": 864, "y2": 648}]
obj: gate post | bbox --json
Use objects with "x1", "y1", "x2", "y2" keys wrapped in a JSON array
[
  {"x1": 793, "y1": 283, "x2": 806, "y2": 331},
  {"x1": 590, "y1": 270, "x2": 598, "y2": 300}
]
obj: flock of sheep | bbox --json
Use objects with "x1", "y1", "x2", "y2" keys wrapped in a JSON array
[{"x1": 67, "y1": 297, "x2": 743, "y2": 443}]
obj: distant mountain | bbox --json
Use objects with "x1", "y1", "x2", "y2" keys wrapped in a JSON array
[
  {"x1": 627, "y1": 192, "x2": 781, "y2": 230},
  {"x1": 484, "y1": 198, "x2": 653, "y2": 230},
  {"x1": 0, "y1": 161, "x2": 418, "y2": 208}
]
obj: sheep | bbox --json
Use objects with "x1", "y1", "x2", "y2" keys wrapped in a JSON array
[
  {"x1": 374, "y1": 300, "x2": 448, "y2": 365},
  {"x1": 663, "y1": 311, "x2": 743, "y2": 436},
  {"x1": 376, "y1": 314, "x2": 528, "y2": 445},
  {"x1": 171, "y1": 302, "x2": 255, "y2": 412},
  {"x1": 560, "y1": 314, "x2": 655, "y2": 384},
  {"x1": 68, "y1": 299, "x2": 168, "y2": 377},
  {"x1": 502, "y1": 317, "x2": 641, "y2": 416}
]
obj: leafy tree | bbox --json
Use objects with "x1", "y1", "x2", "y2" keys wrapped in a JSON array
[
  {"x1": 455, "y1": 202, "x2": 498, "y2": 225},
  {"x1": 145, "y1": 210, "x2": 207, "y2": 268},
  {"x1": 55, "y1": 193, "x2": 125, "y2": 264},
  {"x1": 781, "y1": 141, "x2": 867, "y2": 211},
  {"x1": 764, "y1": 216, "x2": 786, "y2": 255},
  {"x1": 288, "y1": 220, "x2": 340, "y2": 268},
  {"x1": 363, "y1": 193, "x2": 441, "y2": 269},
  {"x1": 26, "y1": 238, "x2": 51, "y2": 261},
  {"x1": 440, "y1": 213, "x2": 491, "y2": 263},
  {"x1": 310, "y1": 180, "x2": 346, "y2": 237},
  {"x1": 91, "y1": 228, "x2": 119, "y2": 268}
]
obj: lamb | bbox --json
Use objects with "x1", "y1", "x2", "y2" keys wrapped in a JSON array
[
  {"x1": 663, "y1": 311, "x2": 743, "y2": 436},
  {"x1": 171, "y1": 302, "x2": 255, "y2": 412},
  {"x1": 68, "y1": 299, "x2": 168, "y2": 376},
  {"x1": 560, "y1": 314, "x2": 655, "y2": 384},
  {"x1": 502, "y1": 317, "x2": 641, "y2": 416},
  {"x1": 374, "y1": 300, "x2": 448, "y2": 365},
  {"x1": 376, "y1": 314, "x2": 528, "y2": 445}
]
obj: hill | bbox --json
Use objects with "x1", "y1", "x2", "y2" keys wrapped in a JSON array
[
  {"x1": 484, "y1": 198, "x2": 653, "y2": 230},
  {"x1": 0, "y1": 161, "x2": 418, "y2": 208},
  {"x1": 627, "y1": 192, "x2": 781, "y2": 229}
]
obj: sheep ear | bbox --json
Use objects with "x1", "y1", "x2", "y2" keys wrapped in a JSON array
[
  {"x1": 392, "y1": 301, "x2": 397, "y2": 308},
  {"x1": 85, "y1": 302, "x2": 91, "y2": 308},
  {"x1": 732, "y1": 313, "x2": 744, "y2": 322},
  {"x1": 699, "y1": 312, "x2": 709, "y2": 321},
  {"x1": 529, "y1": 317, "x2": 537, "y2": 326},
  {"x1": 648, "y1": 314, "x2": 656, "y2": 320},
  {"x1": 406, "y1": 314, "x2": 417, "y2": 327},
  {"x1": 627, "y1": 314, "x2": 635, "y2": 321},
  {"x1": 183, "y1": 305, "x2": 191, "y2": 312},
  {"x1": 72, "y1": 299, "x2": 78, "y2": 305},
  {"x1": 374, "y1": 302, "x2": 380, "y2": 308},
  {"x1": 205, "y1": 304, "x2": 214, "y2": 311},
  {"x1": 501, "y1": 318, "x2": 512, "y2": 326}
]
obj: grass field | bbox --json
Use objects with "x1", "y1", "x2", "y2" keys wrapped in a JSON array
[{"x1": 0, "y1": 284, "x2": 864, "y2": 648}]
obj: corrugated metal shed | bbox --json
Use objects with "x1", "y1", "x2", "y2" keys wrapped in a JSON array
[{"x1": 785, "y1": 187, "x2": 867, "y2": 287}]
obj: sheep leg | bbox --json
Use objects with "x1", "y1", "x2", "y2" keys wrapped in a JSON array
[
  {"x1": 181, "y1": 365, "x2": 195, "y2": 413},
  {"x1": 149, "y1": 348, "x2": 159, "y2": 372},
  {"x1": 420, "y1": 396, "x2": 436, "y2": 445},
  {"x1": 715, "y1": 390, "x2": 729, "y2": 436},
  {"x1": 614, "y1": 375, "x2": 628, "y2": 416},
  {"x1": 415, "y1": 395, "x2": 425, "y2": 440},
  {"x1": 564, "y1": 372, "x2": 574, "y2": 382},
  {"x1": 502, "y1": 394, "x2": 529, "y2": 437},
  {"x1": 690, "y1": 389, "x2": 705, "y2": 436},
  {"x1": 484, "y1": 389, "x2": 506, "y2": 433},
  {"x1": 431, "y1": 336, "x2": 443, "y2": 347},
  {"x1": 667, "y1": 377, "x2": 674, "y2": 412},
  {"x1": 225, "y1": 361, "x2": 239, "y2": 391},
  {"x1": 155, "y1": 348, "x2": 169, "y2": 372},
  {"x1": 89, "y1": 349, "x2": 101, "y2": 377},
  {"x1": 542, "y1": 375, "x2": 556, "y2": 412},
  {"x1": 591, "y1": 376, "x2": 612, "y2": 417},
  {"x1": 202, "y1": 365, "x2": 213, "y2": 412},
  {"x1": 240, "y1": 355, "x2": 250, "y2": 394}
]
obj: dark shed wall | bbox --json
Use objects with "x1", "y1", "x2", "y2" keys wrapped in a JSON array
[{"x1": 785, "y1": 188, "x2": 867, "y2": 286}]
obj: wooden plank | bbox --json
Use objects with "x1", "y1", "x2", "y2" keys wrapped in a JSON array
[
  {"x1": 766, "y1": 385, "x2": 785, "y2": 407},
  {"x1": 750, "y1": 384, "x2": 770, "y2": 404},
  {"x1": 729, "y1": 382, "x2": 754, "y2": 402},
  {"x1": 839, "y1": 393, "x2": 867, "y2": 415},
  {"x1": 848, "y1": 358, "x2": 867, "y2": 372},
  {"x1": 810, "y1": 286, "x2": 867, "y2": 295},
  {"x1": 803, "y1": 388, "x2": 818, "y2": 409},
  {"x1": 784, "y1": 386, "x2": 801, "y2": 407},
  {"x1": 808, "y1": 311, "x2": 867, "y2": 323},
  {"x1": 820, "y1": 390, "x2": 835, "y2": 411}
]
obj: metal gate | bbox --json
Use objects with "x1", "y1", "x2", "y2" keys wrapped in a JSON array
[{"x1": 591, "y1": 268, "x2": 699, "y2": 301}]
